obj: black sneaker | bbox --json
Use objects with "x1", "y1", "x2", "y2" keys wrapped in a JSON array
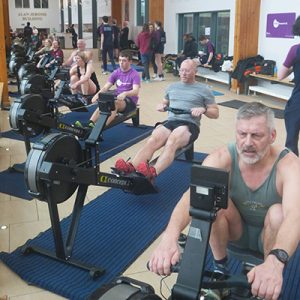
[{"x1": 213, "y1": 261, "x2": 229, "y2": 276}]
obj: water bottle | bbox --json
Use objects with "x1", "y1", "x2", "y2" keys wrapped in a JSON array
[{"x1": 274, "y1": 65, "x2": 278, "y2": 77}]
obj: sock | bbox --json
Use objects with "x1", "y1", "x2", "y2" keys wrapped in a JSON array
[{"x1": 214, "y1": 255, "x2": 228, "y2": 265}]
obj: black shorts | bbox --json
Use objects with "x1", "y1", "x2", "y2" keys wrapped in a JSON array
[
  {"x1": 154, "y1": 45, "x2": 164, "y2": 54},
  {"x1": 162, "y1": 120, "x2": 200, "y2": 144},
  {"x1": 120, "y1": 97, "x2": 137, "y2": 114}
]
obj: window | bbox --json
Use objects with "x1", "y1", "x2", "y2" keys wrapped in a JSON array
[
  {"x1": 136, "y1": 0, "x2": 149, "y2": 26},
  {"x1": 15, "y1": 0, "x2": 30, "y2": 8},
  {"x1": 178, "y1": 10, "x2": 230, "y2": 55},
  {"x1": 34, "y1": 0, "x2": 49, "y2": 8}
]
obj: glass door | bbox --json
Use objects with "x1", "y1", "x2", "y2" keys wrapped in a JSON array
[
  {"x1": 178, "y1": 13, "x2": 194, "y2": 51},
  {"x1": 216, "y1": 11, "x2": 230, "y2": 55}
]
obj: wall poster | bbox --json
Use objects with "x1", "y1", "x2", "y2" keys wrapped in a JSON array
[{"x1": 266, "y1": 12, "x2": 296, "y2": 38}]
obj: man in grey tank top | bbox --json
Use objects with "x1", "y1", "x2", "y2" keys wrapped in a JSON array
[
  {"x1": 148, "y1": 102, "x2": 300, "y2": 300},
  {"x1": 114, "y1": 59, "x2": 219, "y2": 182}
]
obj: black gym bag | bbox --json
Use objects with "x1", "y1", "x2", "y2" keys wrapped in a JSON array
[{"x1": 88, "y1": 276, "x2": 162, "y2": 300}]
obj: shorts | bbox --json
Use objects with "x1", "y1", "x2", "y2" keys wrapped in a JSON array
[
  {"x1": 231, "y1": 220, "x2": 264, "y2": 254},
  {"x1": 154, "y1": 45, "x2": 164, "y2": 54},
  {"x1": 120, "y1": 97, "x2": 137, "y2": 114},
  {"x1": 162, "y1": 120, "x2": 199, "y2": 144}
]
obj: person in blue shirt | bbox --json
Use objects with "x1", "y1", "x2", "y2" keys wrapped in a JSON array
[
  {"x1": 278, "y1": 16, "x2": 300, "y2": 156},
  {"x1": 100, "y1": 16, "x2": 116, "y2": 74}
]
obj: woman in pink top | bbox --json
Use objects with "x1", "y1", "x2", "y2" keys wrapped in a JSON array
[{"x1": 136, "y1": 23, "x2": 152, "y2": 82}]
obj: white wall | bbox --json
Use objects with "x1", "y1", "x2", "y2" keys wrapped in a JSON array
[
  {"x1": 164, "y1": 0, "x2": 236, "y2": 55},
  {"x1": 9, "y1": 0, "x2": 60, "y2": 34},
  {"x1": 258, "y1": 0, "x2": 300, "y2": 66}
]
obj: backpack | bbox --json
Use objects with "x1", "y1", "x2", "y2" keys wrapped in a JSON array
[
  {"x1": 160, "y1": 30, "x2": 166, "y2": 44},
  {"x1": 149, "y1": 36, "x2": 157, "y2": 50},
  {"x1": 259, "y1": 60, "x2": 276, "y2": 76}
]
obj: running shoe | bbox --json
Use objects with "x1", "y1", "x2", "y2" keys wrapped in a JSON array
[
  {"x1": 136, "y1": 161, "x2": 157, "y2": 181},
  {"x1": 74, "y1": 120, "x2": 95, "y2": 128},
  {"x1": 114, "y1": 158, "x2": 136, "y2": 175}
]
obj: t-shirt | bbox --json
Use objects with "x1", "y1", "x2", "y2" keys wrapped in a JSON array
[
  {"x1": 109, "y1": 68, "x2": 141, "y2": 104},
  {"x1": 101, "y1": 24, "x2": 113, "y2": 47},
  {"x1": 164, "y1": 81, "x2": 215, "y2": 127}
]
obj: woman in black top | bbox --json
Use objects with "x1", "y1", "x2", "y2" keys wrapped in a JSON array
[
  {"x1": 120, "y1": 21, "x2": 129, "y2": 50},
  {"x1": 69, "y1": 51, "x2": 100, "y2": 95}
]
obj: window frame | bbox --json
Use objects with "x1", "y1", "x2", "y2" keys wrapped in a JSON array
[
  {"x1": 136, "y1": 0, "x2": 149, "y2": 26},
  {"x1": 178, "y1": 10, "x2": 230, "y2": 55},
  {"x1": 15, "y1": 0, "x2": 30, "y2": 8},
  {"x1": 34, "y1": 0, "x2": 49, "y2": 9}
]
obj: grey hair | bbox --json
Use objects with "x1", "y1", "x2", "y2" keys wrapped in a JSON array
[
  {"x1": 181, "y1": 58, "x2": 197, "y2": 72},
  {"x1": 236, "y1": 102, "x2": 275, "y2": 130}
]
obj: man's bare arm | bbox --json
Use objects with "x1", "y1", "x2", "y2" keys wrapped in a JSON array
[
  {"x1": 204, "y1": 103, "x2": 219, "y2": 119},
  {"x1": 91, "y1": 82, "x2": 113, "y2": 103}
]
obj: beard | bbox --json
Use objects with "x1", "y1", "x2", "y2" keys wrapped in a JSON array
[{"x1": 236, "y1": 144, "x2": 269, "y2": 165}]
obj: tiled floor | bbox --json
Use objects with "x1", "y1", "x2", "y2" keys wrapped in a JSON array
[{"x1": 0, "y1": 53, "x2": 292, "y2": 299}]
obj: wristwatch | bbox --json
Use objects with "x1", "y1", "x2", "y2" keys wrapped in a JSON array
[{"x1": 269, "y1": 249, "x2": 289, "y2": 265}]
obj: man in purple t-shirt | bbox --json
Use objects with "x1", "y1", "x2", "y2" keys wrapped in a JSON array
[
  {"x1": 88, "y1": 51, "x2": 140, "y2": 127},
  {"x1": 199, "y1": 35, "x2": 215, "y2": 68}
]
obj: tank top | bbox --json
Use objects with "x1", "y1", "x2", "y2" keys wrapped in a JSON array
[
  {"x1": 77, "y1": 63, "x2": 100, "y2": 91},
  {"x1": 228, "y1": 143, "x2": 289, "y2": 227}
]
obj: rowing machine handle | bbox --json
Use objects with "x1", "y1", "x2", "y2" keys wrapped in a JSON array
[
  {"x1": 146, "y1": 261, "x2": 180, "y2": 273},
  {"x1": 164, "y1": 107, "x2": 191, "y2": 115}
]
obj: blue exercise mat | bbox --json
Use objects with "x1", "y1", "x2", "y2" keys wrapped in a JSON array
[
  {"x1": 0, "y1": 153, "x2": 207, "y2": 299},
  {"x1": 0, "y1": 122, "x2": 153, "y2": 200},
  {"x1": 1, "y1": 151, "x2": 299, "y2": 299},
  {"x1": 107, "y1": 64, "x2": 144, "y2": 73},
  {"x1": 213, "y1": 90, "x2": 224, "y2": 96}
]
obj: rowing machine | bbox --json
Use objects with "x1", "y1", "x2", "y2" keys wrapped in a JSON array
[
  {"x1": 170, "y1": 165, "x2": 252, "y2": 299},
  {"x1": 21, "y1": 92, "x2": 157, "y2": 279}
]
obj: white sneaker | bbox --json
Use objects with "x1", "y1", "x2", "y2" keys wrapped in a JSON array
[
  {"x1": 102, "y1": 71, "x2": 108, "y2": 75},
  {"x1": 152, "y1": 74, "x2": 157, "y2": 79},
  {"x1": 154, "y1": 76, "x2": 165, "y2": 81}
]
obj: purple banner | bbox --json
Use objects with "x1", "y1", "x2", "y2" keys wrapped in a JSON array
[{"x1": 266, "y1": 13, "x2": 296, "y2": 38}]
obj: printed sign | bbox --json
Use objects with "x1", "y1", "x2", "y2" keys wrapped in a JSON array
[{"x1": 266, "y1": 13, "x2": 296, "y2": 38}]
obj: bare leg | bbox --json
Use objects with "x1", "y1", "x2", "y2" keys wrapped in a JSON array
[
  {"x1": 155, "y1": 53, "x2": 163, "y2": 76},
  {"x1": 80, "y1": 76, "x2": 97, "y2": 95},
  {"x1": 210, "y1": 199, "x2": 243, "y2": 260},
  {"x1": 154, "y1": 126, "x2": 190, "y2": 174},
  {"x1": 90, "y1": 108, "x2": 100, "y2": 123},
  {"x1": 90, "y1": 99, "x2": 125, "y2": 125},
  {"x1": 70, "y1": 74, "x2": 80, "y2": 94},
  {"x1": 262, "y1": 204, "x2": 283, "y2": 257},
  {"x1": 131, "y1": 126, "x2": 171, "y2": 167}
]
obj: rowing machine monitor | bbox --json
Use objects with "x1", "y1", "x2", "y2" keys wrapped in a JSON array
[
  {"x1": 190, "y1": 165, "x2": 228, "y2": 212},
  {"x1": 98, "y1": 92, "x2": 116, "y2": 113}
]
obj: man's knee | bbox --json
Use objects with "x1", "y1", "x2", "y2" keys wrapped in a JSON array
[
  {"x1": 114, "y1": 99, "x2": 124, "y2": 111},
  {"x1": 212, "y1": 200, "x2": 243, "y2": 241},
  {"x1": 148, "y1": 128, "x2": 169, "y2": 146},
  {"x1": 264, "y1": 203, "x2": 283, "y2": 231}
]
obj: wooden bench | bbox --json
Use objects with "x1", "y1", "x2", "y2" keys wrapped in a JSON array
[
  {"x1": 246, "y1": 73, "x2": 294, "y2": 101},
  {"x1": 196, "y1": 65, "x2": 232, "y2": 88}
]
